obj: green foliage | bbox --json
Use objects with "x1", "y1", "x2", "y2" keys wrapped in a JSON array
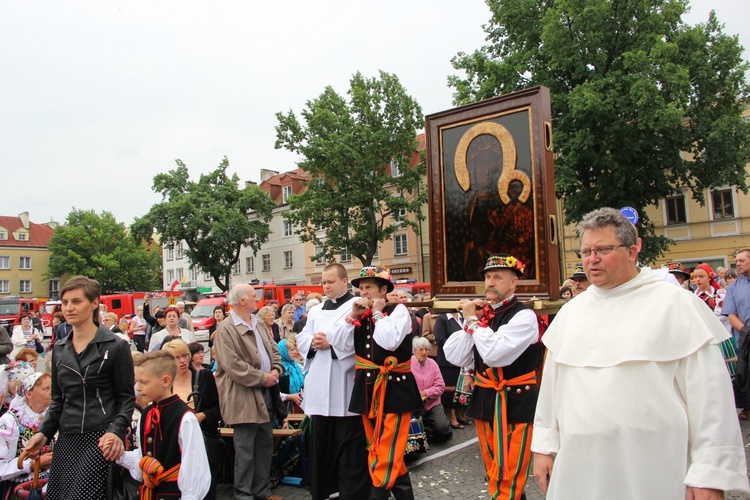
[
  {"x1": 275, "y1": 71, "x2": 426, "y2": 266},
  {"x1": 132, "y1": 157, "x2": 275, "y2": 292},
  {"x1": 450, "y1": 0, "x2": 750, "y2": 263},
  {"x1": 46, "y1": 209, "x2": 162, "y2": 293}
]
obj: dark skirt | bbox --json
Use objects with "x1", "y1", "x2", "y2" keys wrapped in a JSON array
[
  {"x1": 47, "y1": 429, "x2": 110, "y2": 500},
  {"x1": 440, "y1": 365, "x2": 460, "y2": 408}
]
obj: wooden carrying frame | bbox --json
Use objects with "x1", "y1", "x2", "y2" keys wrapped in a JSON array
[{"x1": 426, "y1": 86, "x2": 560, "y2": 300}]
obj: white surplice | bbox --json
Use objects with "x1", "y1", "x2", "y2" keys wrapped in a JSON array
[
  {"x1": 297, "y1": 297, "x2": 358, "y2": 417},
  {"x1": 532, "y1": 267, "x2": 750, "y2": 498}
]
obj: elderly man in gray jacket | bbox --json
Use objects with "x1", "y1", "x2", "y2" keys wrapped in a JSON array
[{"x1": 214, "y1": 283, "x2": 284, "y2": 500}]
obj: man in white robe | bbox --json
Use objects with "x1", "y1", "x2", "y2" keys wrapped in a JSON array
[
  {"x1": 297, "y1": 263, "x2": 370, "y2": 500},
  {"x1": 532, "y1": 207, "x2": 749, "y2": 499}
]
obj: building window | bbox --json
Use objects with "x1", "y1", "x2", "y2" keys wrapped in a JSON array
[
  {"x1": 372, "y1": 245, "x2": 380, "y2": 260},
  {"x1": 176, "y1": 243, "x2": 185, "y2": 259},
  {"x1": 176, "y1": 268, "x2": 184, "y2": 281},
  {"x1": 246, "y1": 257, "x2": 254, "y2": 274},
  {"x1": 167, "y1": 269, "x2": 174, "y2": 283},
  {"x1": 390, "y1": 158, "x2": 402, "y2": 178},
  {"x1": 0, "y1": 231, "x2": 6, "y2": 240},
  {"x1": 284, "y1": 251, "x2": 294, "y2": 269},
  {"x1": 49, "y1": 279, "x2": 60, "y2": 297},
  {"x1": 232, "y1": 261, "x2": 241, "y2": 275},
  {"x1": 711, "y1": 188, "x2": 735, "y2": 219},
  {"x1": 283, "y1": 221, "x2": 293, "y2": 237},
  {"x1": 394, "y1": 234, "x2": 408, "y2": 256},
  {"x1": 203, "y1": 272, "x2": 211, "y2": 281},
  {"x1": 393, "y1": 207, "x2": 407, "y2": 225},
  {"x1": 16, "y1": 233, "x2": 27, "y2": 241},
  {"x1": 282, "y1": 185, "x2": 293, "y2": 203},
  {"x1": 190, "y1": 268, "x2": 198, "y2": 282},
  {"x1": 315, "y1": 246, "x2": 326, "y2": 265},
  {"x1": 0, "y1": 257, "x2": 8, "y2": 270},
  {"x1": 665, "y1": 195, "x2": 687, "y2": 225},
  {"x1": 19, "y1": 280, "x2": 31, "y2": 293},
  {"x1": 262, "y1": 254, "x2": 271, "y2": 272},
  {"x1": 166, "y1": 246, "x2": 174, "y2": 261},
  {"x1": 19, "y1": 256, "x2": 31, "y2": 270},
  {"x1": 0, "y1": 280, "x2": 8, "y2": 294},
  {"x1": 340, "y1": 247, "x2": 352, "y2": 262}
]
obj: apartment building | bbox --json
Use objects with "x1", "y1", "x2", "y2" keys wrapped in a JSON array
[
  {"x1": 164, "y1": 137, "x2": 429, "y2": 297},
  {"x1": 0, "y1": 212, "x2": 57, "y2": 299}
]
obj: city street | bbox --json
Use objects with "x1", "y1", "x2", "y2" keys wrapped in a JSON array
[{"x1": 217, "y1": 416, "x2": 750, "y2": 499}]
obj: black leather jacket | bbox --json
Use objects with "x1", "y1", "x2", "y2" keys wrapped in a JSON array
[{"x1": 38, "y1": 325, "x2": 135, "y2": 442}]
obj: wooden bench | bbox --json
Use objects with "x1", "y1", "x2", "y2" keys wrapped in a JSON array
[
  {"x1": 285, "y1": 413, "x2": 306, "y2": 424},
  {"x1": 219, "y1": 426, "x2": 302, "y2": 446}
]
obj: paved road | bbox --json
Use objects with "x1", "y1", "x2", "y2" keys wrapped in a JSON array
[{"x1": 217, "y1": 416, "x2": 750, "y2": 499}]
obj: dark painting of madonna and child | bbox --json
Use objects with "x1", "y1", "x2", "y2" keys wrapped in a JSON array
[{"x1": 425, "y1": 86, "x2": 561, "y2": 299}]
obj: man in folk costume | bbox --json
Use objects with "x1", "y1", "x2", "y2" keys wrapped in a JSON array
[
  {"x1": 332, "y1": 266, "x2": 423, "y2": 500},
  {"x1": 443, "y1": 254, "x2": 541, "y2": 500},
  {"x1": 296, "y1": 263, "x2": 370, "y2": 500}
]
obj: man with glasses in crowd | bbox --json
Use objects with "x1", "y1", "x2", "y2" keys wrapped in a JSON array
[
  {"x1": 532, "y1": 207, "x2": 748, "y2": 499},
  {"x1": 292, "y1": 292, "x2": 306, "y2": 322}
]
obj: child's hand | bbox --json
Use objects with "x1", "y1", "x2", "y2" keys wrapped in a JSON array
[{"x1": 98, "y1": 432, "x2": 124, "y2": 461}]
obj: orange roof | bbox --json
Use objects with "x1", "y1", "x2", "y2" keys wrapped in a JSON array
[
  {"x1": 259, "y1": 168, "x2": 311, "y2": 189},
  {"x1": 0, "y1": 215, "x2": 55, "y2": 248}
]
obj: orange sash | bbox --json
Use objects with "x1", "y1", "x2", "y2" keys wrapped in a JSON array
[
  {"x1": 355, "y1": 355, "x2": 411, "y2": 451},
  {"x1": 473, "y1": 368, "x2": 536, "y2": 480}
]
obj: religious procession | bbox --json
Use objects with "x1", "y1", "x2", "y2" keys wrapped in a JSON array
[{"x1": 0, "y1": 85, "x2": 747, "y2": 500}]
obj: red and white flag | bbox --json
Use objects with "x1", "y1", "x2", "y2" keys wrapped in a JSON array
[{"x1": 170, "y1": 279, "x2": 180, "y2": 291}]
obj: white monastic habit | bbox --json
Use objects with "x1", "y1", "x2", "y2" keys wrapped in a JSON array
[
  {"x1": 532, "y1": 267, "x2": 750, "y2": 498},
  {"x1": 297, "y1": 296, "x2": 358, "y2": 416}
]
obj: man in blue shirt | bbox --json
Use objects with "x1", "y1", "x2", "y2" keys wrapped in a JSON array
[
  {"x1": 292, "y1": 292, "x2": 306, "y2": 322},
  {"x1": 723, "y1": 248, "x2": 750, "y2": 419}
]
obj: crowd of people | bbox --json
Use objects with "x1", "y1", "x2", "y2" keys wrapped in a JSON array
[{"x1": 0, "y1": 207, "x2": 749, "y2": 499}]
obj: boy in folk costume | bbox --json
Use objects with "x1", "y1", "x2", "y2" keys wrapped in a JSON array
[
  {"x1": 118, "y1": 351, "x2": 210, "y2": 500},
  {"x1": 444, "y1": 255, "x2": 541, "y2": 500},
  {"x1": 330, "y1": 266, "x2": 423, "y2": 500}
]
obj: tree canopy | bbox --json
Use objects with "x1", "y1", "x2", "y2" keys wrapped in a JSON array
[
  {"x1": 275, "y1": 70, "x2": 426, "y2": 266},
  {"x1": 449, "y1": 0, "x2": 750, "y2": 263},
  {"x1": 47, "y1": 209, "x2": 162, "y2": 293},
  {"x1": 132, "y1": 157, "x2": 275, "y2": 292}
]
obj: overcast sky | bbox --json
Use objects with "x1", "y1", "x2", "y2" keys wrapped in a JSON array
[{"x1": 2, "y1": 0, "x2": 748, "y2": 227}]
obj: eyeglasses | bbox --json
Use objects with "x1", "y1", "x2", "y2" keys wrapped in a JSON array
[{"x1": 580, "y1": 244, "x2": 627, "y2": 258}]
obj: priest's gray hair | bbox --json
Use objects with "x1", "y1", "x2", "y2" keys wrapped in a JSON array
[
  {"x1": 412, "y1": 336, "x2": 432, "y2": 353},
  {"x1": 578, "y1": 207, "x2": 638, "y2": 247}
]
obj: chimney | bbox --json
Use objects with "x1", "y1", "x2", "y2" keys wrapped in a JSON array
[
  {"x1": 245, "y1": 180, "x2": 257, "y2": 188},
  {"x1": 260, "y1": 169, "x2": 279, "y2": 183},
  {"x1": 18, "y1": 212, "x2": 29, "y2": 229}
]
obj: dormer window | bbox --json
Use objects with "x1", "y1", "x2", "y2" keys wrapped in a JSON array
[{"x1": 282, "y1": 185, "x2": 293, "y2": 203}]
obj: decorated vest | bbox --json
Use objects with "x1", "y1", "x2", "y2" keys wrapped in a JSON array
[
  {"x1": 467, "y1": 298, "x2": 541, "y2": 423},
  {"x1": 139, "y1": 395, "x2": 191, "y2": 498},
  {"x1": 348, "y1": 303, "x2": 424, "y2": 415}
]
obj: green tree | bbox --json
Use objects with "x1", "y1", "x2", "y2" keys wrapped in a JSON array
[
  {"x1": 46, "y1": 209, "x2": 162, "y2": 293},
  {"x1": 449, "y1": 0, "x2": 750, "y2": 263},
  {"x1": 275, "y1": 70, "x2": 426, "y2": 266},
  {"x1": 132, "y1": 157, "x2": 275, "y2": 292}
]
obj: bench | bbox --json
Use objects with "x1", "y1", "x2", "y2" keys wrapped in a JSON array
[{"x1": 219, "y1": 426, "x2": 302, "y2": 446}]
